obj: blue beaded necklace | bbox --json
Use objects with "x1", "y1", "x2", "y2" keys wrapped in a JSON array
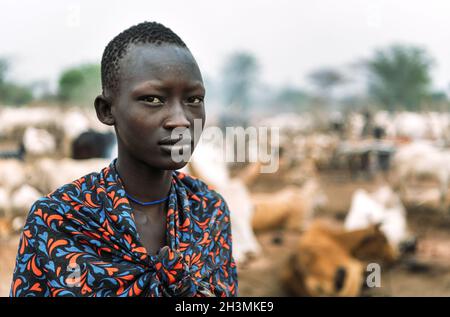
[
  {"x1": 125, "y1": 192, "x2": 169, "y2": 206},
  {"x1": 113, "y1": 159, "x2": 170, "y2": 206}
]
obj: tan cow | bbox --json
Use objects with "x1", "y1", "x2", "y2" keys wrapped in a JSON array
[{"x1": 251, "y1": 179, "x2": 326, "y2": 232}]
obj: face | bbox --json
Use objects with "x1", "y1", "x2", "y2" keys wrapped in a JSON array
[{"x1": 108, "y1": 43, "x2": 206, "y2": 170}]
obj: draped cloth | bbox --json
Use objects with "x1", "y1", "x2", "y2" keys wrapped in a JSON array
[{"x1": 10, "y1": 159, "x2": 238, "y2": 297}]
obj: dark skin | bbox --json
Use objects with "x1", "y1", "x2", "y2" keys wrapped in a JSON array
[{"x1": 94, "y1": 43, "x2": 205, "y2": 255}]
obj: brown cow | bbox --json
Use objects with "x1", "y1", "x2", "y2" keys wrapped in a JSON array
[{"x1": 281, "y1": 220, "x2": 396, "y2": 296}]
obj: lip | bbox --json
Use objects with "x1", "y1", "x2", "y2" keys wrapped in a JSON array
[
  {"x1": 158, "y1": 135, "x2": 192, "y2": 146},
  {"x1": 159, "y1": 143, "x2": 192, "y2": 154},
  {"x1": 158, "y1": 135, "x2": 193, "y2": 155}
]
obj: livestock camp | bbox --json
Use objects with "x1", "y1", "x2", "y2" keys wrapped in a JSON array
[{"x1": 2, "y1": 105, "x2": 450, "y2": 296}]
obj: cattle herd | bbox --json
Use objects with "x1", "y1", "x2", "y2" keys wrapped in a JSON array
[{"x1": 1, "y1": 105, "x2": 450, "y2": 296}]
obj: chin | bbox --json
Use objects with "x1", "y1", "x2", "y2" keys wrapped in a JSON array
[
  {"x1": 143, "y1": 147, "x2": 192, "y2": 170},
  {"x1": 163, "y1": 160, "x2": 189, "y2": 171},
  {"x1": 151, "y1": 155, "x2": 190, "y2": 171},
  {"x1": 156, "y1": 148, "x2": 193, "y2": 170}
]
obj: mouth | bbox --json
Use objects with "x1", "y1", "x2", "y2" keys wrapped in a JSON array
[
  {"x1": 158, "y1": 135, "x2": 193, "y2": 154},
  {"x1": 158, "y1": 135, "x2": 191, "y2": 145}
]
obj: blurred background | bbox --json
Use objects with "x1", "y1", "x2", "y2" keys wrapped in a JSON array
[{"x1": 1, "y1": 0, "x2": 450, "y2": 296}]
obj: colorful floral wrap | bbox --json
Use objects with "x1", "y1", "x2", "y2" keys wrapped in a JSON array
[{"x1": 10, "y1": 160, "x2": 238, "y2": 297}]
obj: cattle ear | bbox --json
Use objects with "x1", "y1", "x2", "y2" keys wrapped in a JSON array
[
  {"x1": 374, "y1": 222, "x2": 383, "y2": 231},
  {"x1": 94, "y1": 94, "x2": 115, "y2": 126},
  {"x1": 358, "y1": 235, "x2": 375, "y2": 247}
]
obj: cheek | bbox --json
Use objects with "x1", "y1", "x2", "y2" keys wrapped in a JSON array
[
  {"x1": 115, "y1": 106, "x2": 161, "y2": 146},
  {"x1": 189, "y1": 103, "x2": 206, "y2": 120}
]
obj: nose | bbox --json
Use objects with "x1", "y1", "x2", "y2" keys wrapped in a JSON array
[
  {"x1": 334, "y1": 266, "x2": 347, "y2": 292},
  {"x1": 163, "y1": 102, "x2": 190, "y2": 130},
  {"x1": 399, "y1": 237, "x2": 417, "y2": 255}
]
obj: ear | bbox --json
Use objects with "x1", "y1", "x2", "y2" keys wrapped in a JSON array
[
  {"x1": 374, "y1": 222, "x2": 383, "y2": 231},
  {"x1": 94, "y1": 94, "x2": 115, "y2": 126},
  {"x1": 359, "y1": 235, "x2": 375, "y2": 247}
]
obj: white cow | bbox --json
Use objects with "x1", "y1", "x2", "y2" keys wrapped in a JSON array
[
  {"x1": 23, "y1": 127, "x2": 57, "y2": 157},
  {"x1": 29, "y1": 158, "x2": 111, "y2": 195},
  {"x1": 10, "y1": 184, "x2": 43, "y2": 216},
  {"x1": 345, "y1": 186, "x2": 413, "y2": 254},
  {"x1": 0, "y1": 187, "x2": 9, "y2": 217},
  {"x1": 0, "y1": 159, "x2": 27, "y2": 190},
  {"x1": 392, "y1": 141, "x2": 450, "y2": 211}
]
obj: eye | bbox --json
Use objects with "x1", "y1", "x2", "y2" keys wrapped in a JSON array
[
  {"x1": 139, "y1": 96, "x2": 164, "y2": 105},
  {"x1": 187, "y1": 96, "x2": 204, "y2": 106}
]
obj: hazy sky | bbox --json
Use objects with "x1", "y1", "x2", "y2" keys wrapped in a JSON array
[{"x1": 1, "y1": 0, "x2": 450, "y2": 93}]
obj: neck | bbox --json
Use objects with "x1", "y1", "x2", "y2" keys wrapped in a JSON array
[{"x1": 115, "y1": 146, "x2": 172, "y2": 202}]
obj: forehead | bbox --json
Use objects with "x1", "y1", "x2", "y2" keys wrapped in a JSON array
[{"x1": 118, "y1": 43, "x2": 202, "y2": 87}]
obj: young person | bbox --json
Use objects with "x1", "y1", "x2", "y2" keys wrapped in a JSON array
[{"x1": 11, "y1": 21, "x2": 237, "y2": 297}]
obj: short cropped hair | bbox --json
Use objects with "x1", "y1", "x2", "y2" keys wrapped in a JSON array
[{"x1": 101, "y1": 21, "x2": 187, "y2": 95}]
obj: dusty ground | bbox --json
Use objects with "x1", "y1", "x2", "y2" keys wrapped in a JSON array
[{"x1": 1, "y1": 169, "x2": 450, "y2": 297}]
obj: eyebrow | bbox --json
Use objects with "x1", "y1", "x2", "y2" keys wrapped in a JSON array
[
  {"x1": 131, "y1": 80, "x2": 167, "y2": 93},
  {"x1": 131, "y1": 80, "x2": 205, "y2": 95},
  {"x1": 185, "y1": 82, "x2": 205, "y2": 92}
]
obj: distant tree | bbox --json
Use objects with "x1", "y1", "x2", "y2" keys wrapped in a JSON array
[
  {"x1": 365, "y1": 44, "x2": 433, "y2": 111},
  {"x1": 222, "y1": 52, "x2": 259, "y2": 109},
  {"x1": 0, "y1": 58, "x2": 34, "y2": 106},
  {"x1": 275, "y1": 86, "x2": 309, "y2": 111},
  {"x1": 0, "y1": 58, "x2": 7, "y2": 83},
  {"x1": 219, "y1": 52, "x2": 260, "y2": 127},
  {"x1": 308, "y1": 68, "x2": 345, "y2": 100},
  {"x1": 58, "y1": 63, "x2": 101, "y2": 105},
  {"x1": 0, "y1": 82, "x2": 33, "y2": 105}
]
